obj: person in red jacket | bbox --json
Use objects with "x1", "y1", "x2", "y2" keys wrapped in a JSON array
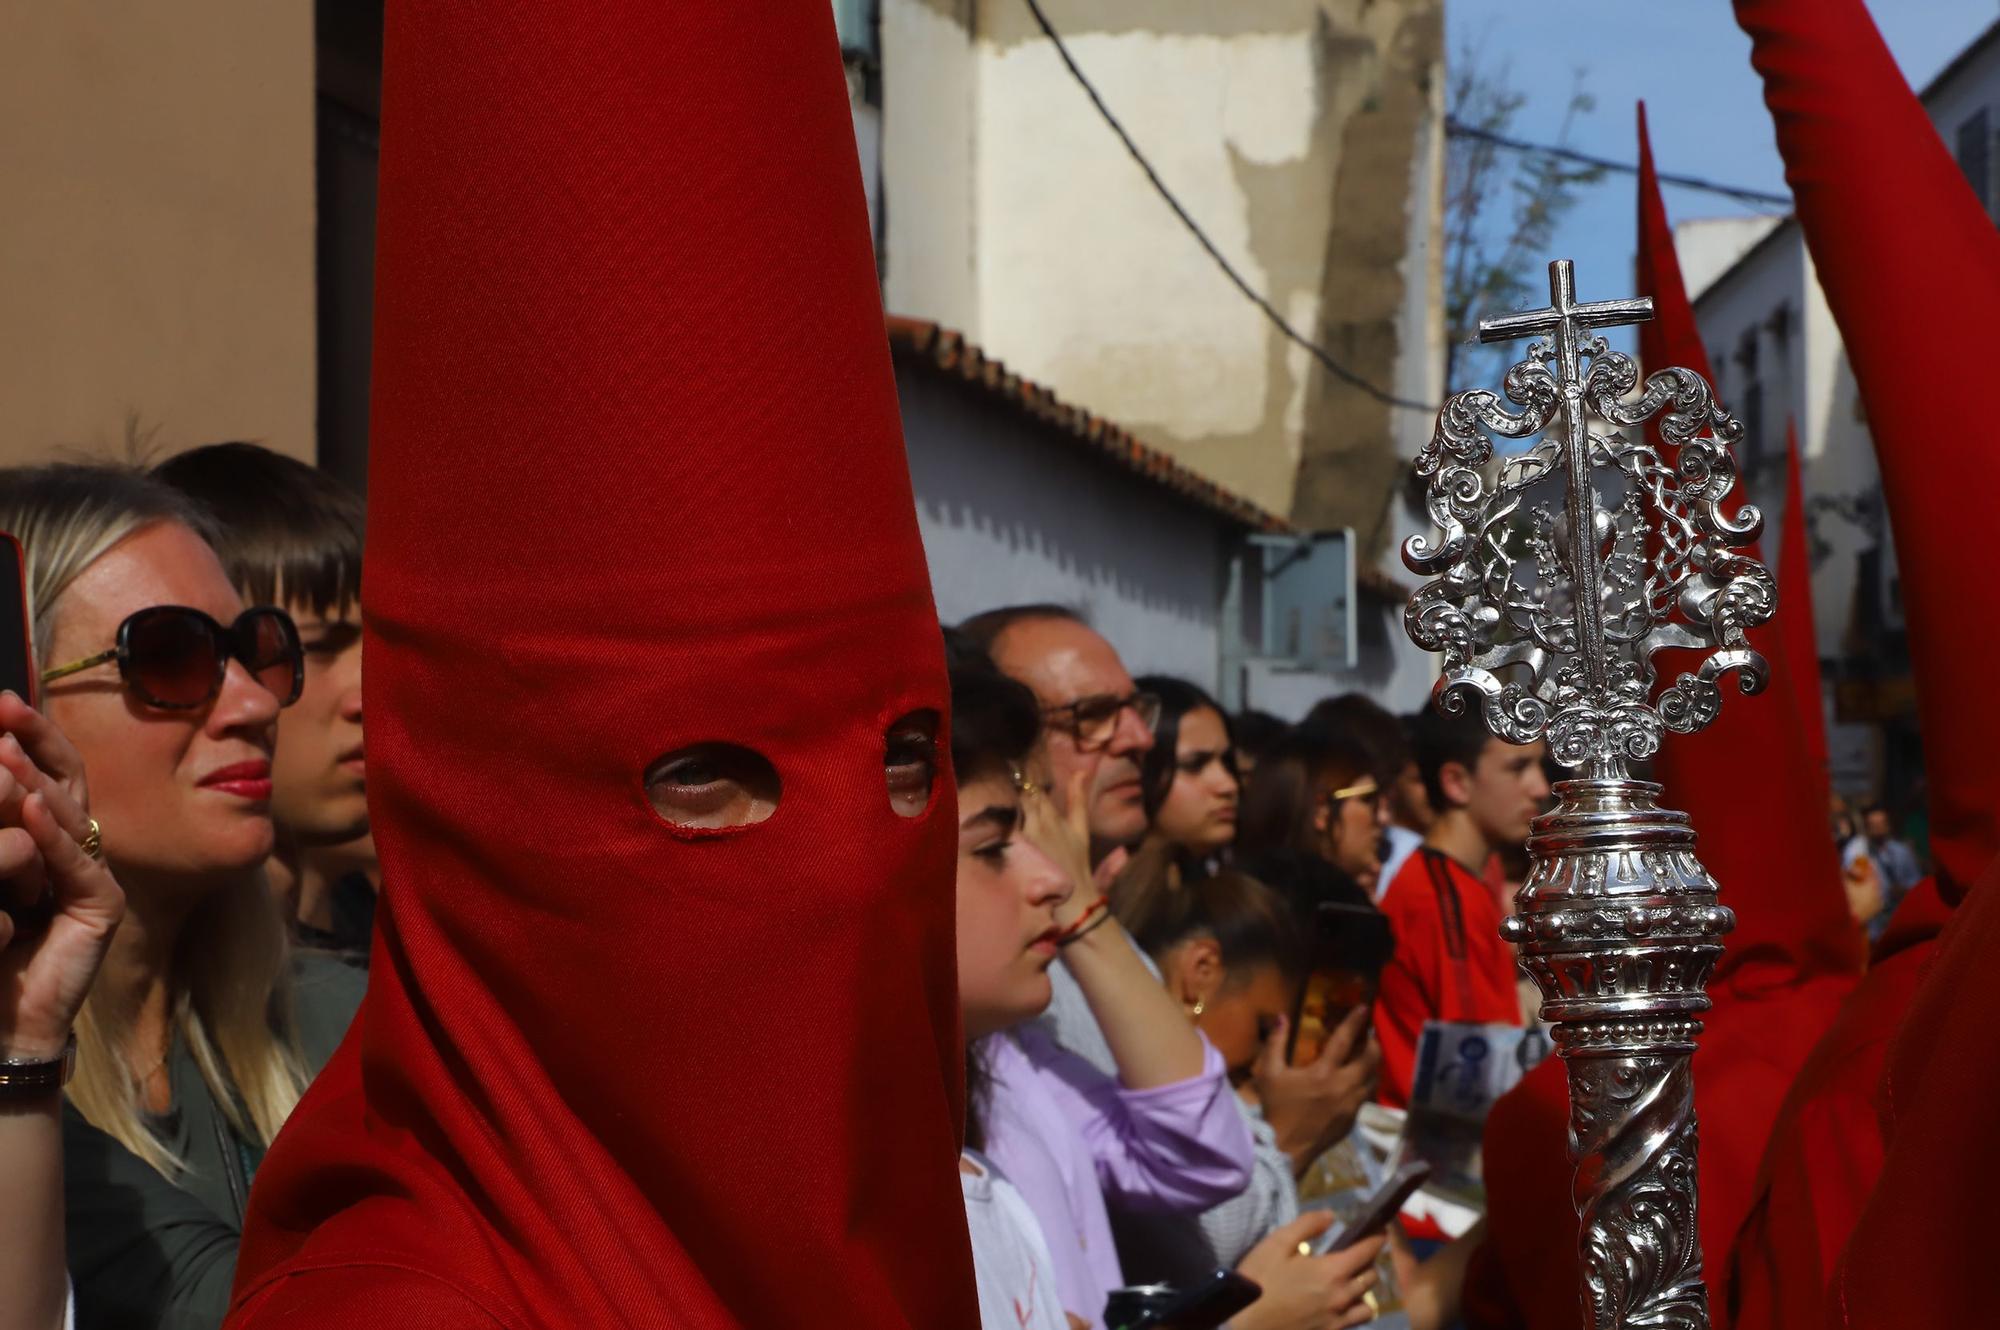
[
  {"x1": 1372, "y1": 705, "x2": 1541, "y2": 1109},
  {"x1": 223, "y1": 3, "x2": 976, "y2": 1326}
]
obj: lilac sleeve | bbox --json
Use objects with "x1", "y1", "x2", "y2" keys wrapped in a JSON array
[{"x1": 1019, "y1": 1025, "x2": 1255, "y2": 1215}]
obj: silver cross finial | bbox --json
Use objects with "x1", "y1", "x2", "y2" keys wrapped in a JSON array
[
  {"x1": 1403, "y1": 259, "x2": 1772, "y2": 778},
  {"x1": 1478, "y1": 262, "x2": 1655, "y2": 700}
]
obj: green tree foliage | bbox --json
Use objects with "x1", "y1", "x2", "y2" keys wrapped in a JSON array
[{"x1": 1444, "y1": 52, "x2": 1603, "y2": 389}]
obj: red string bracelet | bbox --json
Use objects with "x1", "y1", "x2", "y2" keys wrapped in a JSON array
[{"x1": 1056, "y1": 899, "x2": 1112, "y2": 947}]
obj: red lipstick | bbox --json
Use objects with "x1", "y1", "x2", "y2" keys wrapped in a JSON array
[{"x1": 199, "y1": 759, "x2": 274, "y2": 801}]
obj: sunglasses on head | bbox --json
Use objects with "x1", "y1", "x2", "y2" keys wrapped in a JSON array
[
  {"x1": 1322, "y1": 775, "x2": 1380, "y2": 806},
  {"x1": 41, "y1": 605, "x2": 304, "y2": 711}
]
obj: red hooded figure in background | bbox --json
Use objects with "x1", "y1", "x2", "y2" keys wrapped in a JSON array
[
  {"x1": 226, "y1": 2, "x2": 976, "y2": 1325},
  {"x1": 1459, "y1": 105, "x2": 1864, "y2": 1330},
  {"x1": 1723, "y1": 0, "x2": 2000, "y2": 1323}
]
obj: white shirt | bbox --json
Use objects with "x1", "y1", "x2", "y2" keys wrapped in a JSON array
[
  {"x1": 1378, "y1": 825, "x2": 1422, "y2": 900},
  {"x1": 962, "y1": 1151, "x2": 1071, "y2": 1330}
]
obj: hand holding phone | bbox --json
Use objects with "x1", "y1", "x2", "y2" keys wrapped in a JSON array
[
  {"x1": 1311, "y1": 1161, "x2": 1433, "y2": 1256},
  {"x1": 1253, "y1": 1004, "x2": 1381, "y2": 1174},
  {"x1": 1230, "y1": 1212, "x2": 1386, "y2": 1330}
]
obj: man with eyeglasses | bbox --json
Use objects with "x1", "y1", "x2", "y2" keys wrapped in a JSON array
[{"x1": 961, "y1": 605, "x2": 1158, "y2": 866}]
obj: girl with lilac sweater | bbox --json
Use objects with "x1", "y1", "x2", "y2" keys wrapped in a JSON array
[
  {"x1": 975, "y1": 765, "x2": 1255, "y2": 1328},
  {"x1": 944, "y1": 640, "x2": 1252, "y2": 1328}
]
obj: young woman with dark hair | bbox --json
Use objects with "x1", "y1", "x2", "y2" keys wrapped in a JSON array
[
  {"x1": 944, "y1": 640, "x2": 1263, "y2": 1329},
  {"x1": 1236, "y1": 725, "x2": 1390, "y2": 897},
  {"x1": 1132, "y1": 676, "x2": 1239, "y2": 872},
  {"x1": 1110, "y1": 861, "x2": 1387, "y2": 1329}
]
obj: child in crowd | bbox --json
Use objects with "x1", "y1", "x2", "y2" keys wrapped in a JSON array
[{"x1": 154, "y1": 443, "x2": 374, "y2": 960}]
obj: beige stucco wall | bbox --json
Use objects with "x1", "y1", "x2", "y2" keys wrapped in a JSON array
[
  {"x1": 0, "y1": 3, "x2": 316, "y2": 467},
  {"x1": 879, "y1": 0, "x2": 1443, "y2": 534}
]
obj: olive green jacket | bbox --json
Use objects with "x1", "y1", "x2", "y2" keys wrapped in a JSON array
[{"x1": 64, "y1": 953, "x2": 364, "y2": 1330}]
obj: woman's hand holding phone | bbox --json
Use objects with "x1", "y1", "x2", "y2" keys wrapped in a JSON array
[
  {"x1": 0, "y1": 700, "x2": 121, "y2": 1062},
  {"x1": 1232, "y1": 1211, "x2": 1384, "y2": 1330},
  {"x1": 1251, "y1": 1005, "x2": 1381, "y2": 1177}
]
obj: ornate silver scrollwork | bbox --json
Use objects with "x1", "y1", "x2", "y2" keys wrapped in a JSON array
[{"x1": 1404, "y1": 261, "x2": 1770, "y2": 1330}]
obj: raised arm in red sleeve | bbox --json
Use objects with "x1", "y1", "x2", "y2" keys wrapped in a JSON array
[{"x1": 225, "y1": 3, "x2": 974, "y2": 1326}]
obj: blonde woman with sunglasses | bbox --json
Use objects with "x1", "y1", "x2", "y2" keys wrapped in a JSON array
[{"x1": 0, "y1": 464, "x2": 363, "y2": 1330}]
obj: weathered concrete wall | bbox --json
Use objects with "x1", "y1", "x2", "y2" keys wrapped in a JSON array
[
  {"x1": 879, "y1": 0, "x2": 1444, "y2": 536},
  {"x1": 0, "y1": 2, "x2": 316, "y2": 465},
  {"x1": 880, "y1": 0, "x2": 982, "y2": 335}
]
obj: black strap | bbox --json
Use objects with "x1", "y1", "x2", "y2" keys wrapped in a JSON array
[{"x1": 1420, "y1": 848, "x2": 1471, "y2": 962}]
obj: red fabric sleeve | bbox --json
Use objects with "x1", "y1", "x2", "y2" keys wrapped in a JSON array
[{"x1": 1826, "y1": 861, "x2": 2000, "y2": 1326}]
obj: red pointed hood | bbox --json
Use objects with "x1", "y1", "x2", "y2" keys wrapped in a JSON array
[
  {"x1": 1736, "y1": 0, "x2": 2000, "y2": 893},
  {"x1": 1635, "y1": 102, "x2": 1861, "y2": 995},
  {"x1": 228, "y1": 4, "x2": 973, "y2": 1326},
  {"x1": 1776, "y1": 422, "x2": 1831, "y2": 783}
]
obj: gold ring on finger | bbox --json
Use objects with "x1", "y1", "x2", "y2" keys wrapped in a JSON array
[
  {"x1": 1362, "y1": 1289, "x2": 1380, "y2": 1321},
  {"x1": 78, "y1": 818, "x2": 101, "y2": 860}
]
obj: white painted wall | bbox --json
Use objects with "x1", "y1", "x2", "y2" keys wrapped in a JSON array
[
  {"x1": 1673, "y1": 216, "x2": 1781, "y2": 304},
  {"x1": 879, "y1": 0, "x2": 981, "y2": 334},
  {"x1": 899, "y1": 366, "x2": 1374, "y2": 717},
  {"x1": 971, "y1": 26, "x2": 1324, "y2": 506},
  {"x1": 899, "y1": 368, "x2": 1228, "y2": 686}
]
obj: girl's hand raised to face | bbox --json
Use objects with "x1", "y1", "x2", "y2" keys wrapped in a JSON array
[{"x1": 1019, "y1": 767, "x2": 1101, "y2": 932}]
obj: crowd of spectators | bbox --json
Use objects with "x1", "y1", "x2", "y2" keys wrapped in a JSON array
[{"x1": 1, "y1": 448, "x2": 1919, "y2": 1330}]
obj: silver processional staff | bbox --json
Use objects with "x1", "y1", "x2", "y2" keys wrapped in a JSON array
[{"x1": 1403, "y1": 259, "x2": 1775, "y2": 1330}]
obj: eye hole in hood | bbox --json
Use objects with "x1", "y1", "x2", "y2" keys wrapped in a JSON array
[
  {"x1": 645, "y1": 742, "x2": 780, "y2": 830},
  {"x1": 884, "y1": 709, "x2": 940, "y2": 819}
]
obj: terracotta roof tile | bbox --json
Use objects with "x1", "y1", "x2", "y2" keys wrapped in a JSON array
[{"x1": 886, "y1": 316, "x2": 1293, "y2": 534}]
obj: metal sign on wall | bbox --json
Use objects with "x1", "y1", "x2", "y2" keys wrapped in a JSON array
[{"x1": 1253, "y1": 529, "x2": 1357, "y2": 673}]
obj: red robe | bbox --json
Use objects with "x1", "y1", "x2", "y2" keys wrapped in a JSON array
[
  {"x1": 1459, "y1": 104, "x2": 1863, "y2": 1330},
  {"x1": 1828, "y1": 863, "x2": 2000, "y2": 1325},
  {"x1": 225, "y1": 3, "x2": 975, "y2": 1326},
  {"x1": 1372, "y1": 847, "x2": 1522, "y2": 1110},
  {"x1": 1723, "y1": 880, "x2": 1954, "y2": 1330}
]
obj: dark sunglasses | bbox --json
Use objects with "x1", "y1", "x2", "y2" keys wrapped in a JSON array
[
  {"x1": 41, "y1": 605, "x2": 304, "y2": 711},
  {"x1": 1040, "y1": 690, "x2": 1162, "y2": 752}
]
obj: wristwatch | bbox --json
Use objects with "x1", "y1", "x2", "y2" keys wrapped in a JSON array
[{"x1": 0, "y1": 1035, "x2": 76, "y2": 1098}]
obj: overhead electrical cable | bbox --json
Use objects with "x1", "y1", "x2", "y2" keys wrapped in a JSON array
[
  {"x1": 1446, "y1": 120, "x2": 1794, "y2": 208},
  {"x1": 1020, "y1": 0, "x2": 1439, "y2": 413},
  {"x1": 1021, "y1": 0, "x2": 1795, "y2": 415}
]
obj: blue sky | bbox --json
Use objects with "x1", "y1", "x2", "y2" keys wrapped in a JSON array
[{"x1": 1442, "y1": 1, "x2": 1997, "y2": 362}]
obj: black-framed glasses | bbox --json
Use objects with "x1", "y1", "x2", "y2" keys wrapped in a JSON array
[
  {"x1": 1041, "y1": 690, "x2": 1162, "y2": 751},
  {"x1": 41, "y1": 606, "x2": 304, "y2": 711}
]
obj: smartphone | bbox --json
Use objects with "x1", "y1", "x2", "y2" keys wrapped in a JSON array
[
  {"x1": 1114, "y1": 1269, "x2": 1263, "y2": 1330},
  {"x1": 0, "y1": 532, "x2": 45, "y2": 939},
  {"x1": 0, "y1": 534, "x2": 32, "y2": 705},
  {"x1": 1289, "y1": 901, "x2": 1394, "y2": 1065},
  {"x1": 1311, "y1": 1161, "x2": 1433, "y2": 1256}
]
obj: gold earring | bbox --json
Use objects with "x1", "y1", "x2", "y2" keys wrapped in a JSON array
[{"x1": 1188, "y1": 999, "x2": 1205, "y2": 1019}]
